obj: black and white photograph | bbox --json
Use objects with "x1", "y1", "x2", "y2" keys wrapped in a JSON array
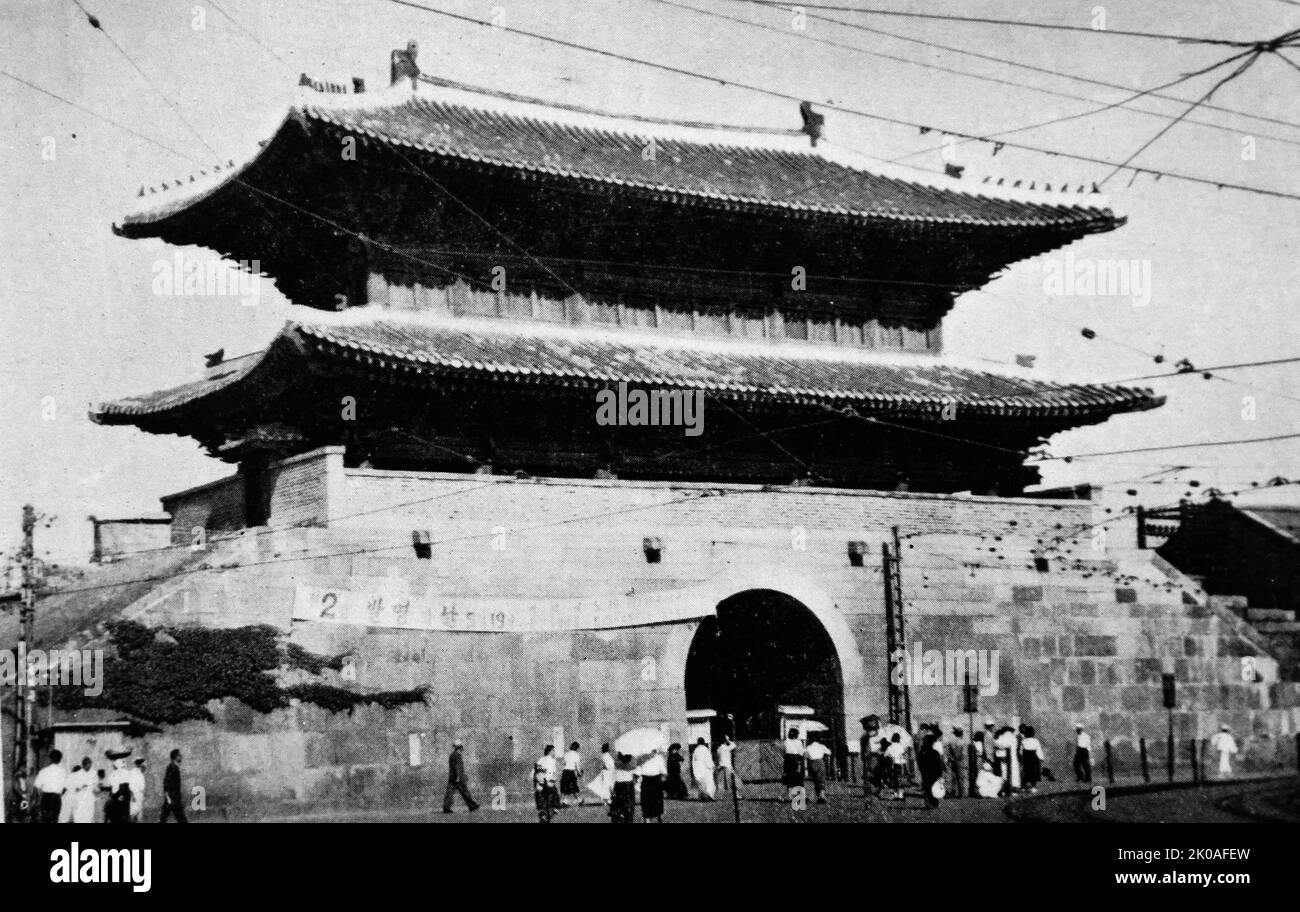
[{"x1": 0, "y1": 0, "x2": 1297, "y2": 889}]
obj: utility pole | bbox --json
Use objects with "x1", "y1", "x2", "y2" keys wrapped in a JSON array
[
  {"x1": 16, "y1": 505, "x2": 37, "y2": 775},
  {"x1": 882, "y1": 525, "x2": 912, "y2": 732}
]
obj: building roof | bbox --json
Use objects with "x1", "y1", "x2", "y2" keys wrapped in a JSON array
[
  {"x1": 1239, "y1": 506, "x2": 1300, "y2": 545},
  {"x1": 93, "y1": 316, "x2": 1163, "y2": 426},
  {"x1": 118, "y1": 79, "x2": 1122, "y2": 235}
]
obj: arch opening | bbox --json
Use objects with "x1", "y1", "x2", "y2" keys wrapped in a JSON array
[{"x1": 685, "y1": 589, "x2": 846, "y2": 746}]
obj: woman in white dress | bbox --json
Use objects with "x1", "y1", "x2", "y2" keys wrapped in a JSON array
[
  {"x1": 66, "y1": 757, "x2": 97, "y2": 823},
  {"x1": 691, "y1": 738, "x2": 716, "y2": 801},
  {"x1": 593, "y1": 742, "x2": 615, "y2": 804}
]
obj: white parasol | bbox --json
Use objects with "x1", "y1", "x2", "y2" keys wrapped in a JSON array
[
  {"x1": 871, "y1": 723, "x2": 913, "y2": 750},
  {"x1": 614, "y1": 727, "x2": 667, "y2": 766}
]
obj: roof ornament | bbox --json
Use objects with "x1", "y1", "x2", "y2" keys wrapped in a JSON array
[
  {"x1": 798, "y1": 101, "x2": 825, "y2": 147},
  {"x1": 391, "y1": 39, "x2": 420, "y2": 88}
]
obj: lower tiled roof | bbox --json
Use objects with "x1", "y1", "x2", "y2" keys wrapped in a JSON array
[{"x1": 94, "y1": 319, "x2": 1163, "y2": 423}]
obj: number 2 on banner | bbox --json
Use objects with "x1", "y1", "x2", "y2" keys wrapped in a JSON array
[{"x1": 320, "y1": 592, "x2": 338, "y2": 619}]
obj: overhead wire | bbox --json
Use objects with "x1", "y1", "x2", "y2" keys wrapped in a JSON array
[
  {"x1": 733, "y1": 0, "x2": 1300, "y2": 132},
  {"x1": 377, "y1": 0, "x2": 1300, "y2": 202}
]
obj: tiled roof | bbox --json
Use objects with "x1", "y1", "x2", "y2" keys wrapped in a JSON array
[
  {"x1": 120, "y1": 81, "x2": 1121, "y2": 233},
  {"x1": 94, "y1": 318, "x2": 1163, "y2": 423},
  {"x1": 1240, "y1": 507, "x2": 1300, "y2": 544}
]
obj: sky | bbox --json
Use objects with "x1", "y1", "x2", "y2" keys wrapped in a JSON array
[{"x1": 1, "y1": 0, "x2": 1298, "y2": 566}]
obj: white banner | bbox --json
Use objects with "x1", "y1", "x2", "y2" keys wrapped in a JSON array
[{"x1": 292, "y1": 579, "x2": 715, "y2": 632}]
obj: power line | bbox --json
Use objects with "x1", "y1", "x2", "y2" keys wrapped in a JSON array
[
  {"x1": 1098, "y1": 51, "x2": 1265, "y2": 185},
  {"x1": 1041, "y1": 430, "x2": 1300, "y2": 461},
  {"x1": 965, "y1": 289, "x2": 1300, "y2": 406},
  {"x1": 0, "y1": 70, "x2": 193, "y2": 162},
  {"x1": 740, "y1": 1, "x2": 1300, "y2": 133},
  {"x1": 888, "y1": 47, "x2": 1269, "y2": 165},
  {"x1": 207, "y1": 0, "x2": 296, "y2": 72},
  {"x1": 741, "y1": 2, "x2": 1281, "y2": 46},
  {"x1": 378, "y1": 0, "x2": 1300, "y2": 202},
  {"x1": 1106, "y1": 356, "x2": 1300, "y2": 383},
  {"x1": 649, "y1": 0, "x2": 1300, "y2": 149},
  {"x1": 67, "y1": 0, "x2": 217, "y2": 158}
]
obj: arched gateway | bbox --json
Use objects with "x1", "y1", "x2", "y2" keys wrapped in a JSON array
[{"x1": 682, "y1": 579, "x2": 866, "y2": 778}]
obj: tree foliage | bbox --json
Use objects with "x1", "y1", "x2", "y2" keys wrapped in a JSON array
[{"x1": 56, "y1": 621, "x2": 425, "y2": 724}]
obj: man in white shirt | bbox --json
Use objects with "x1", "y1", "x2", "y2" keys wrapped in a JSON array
[
  {"x1": 884, "y1": 734, "x2": 908, "y2": 800},
  {"x1": 1210, "y1": 725, "x2": 1239, "y2": 777},
  {"x1": 782, "y1": 728, "x2": 805, "y2": 791},
  {"x1": 536, "y1": 745, "x2": 559, "y2": 813},
  {"x1": 33, "y1": 750, "x2": 68, "y2": 824},
  {"x1": 715, "y1": 735, "x2": 742, "y2": 797},
  {"x1": 1073, "y1": 723, "x2": 1093, "y2": 783},
  {"x1": 804, "y1": 739, "x2": 832, "y2": 804}
]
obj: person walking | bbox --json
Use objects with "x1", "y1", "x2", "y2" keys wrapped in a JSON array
[
  {"x1": 608, "y1": 753, "x2": 636, "y2": 824},
  {"x1": 65, "y1": 757, "x2": 98, "y2": 824},
  {"x1": 993, "y1": 727, "x2": 1019, "y2": 795},
  {"x1": 105, "y1": 756, "x2": 133, "y2": 823},
  {"x1": 34, "y1": 750, "x2": 67, "y2": 824},
  {"x1": 804, "y1": 737, "x2": 832, "y2": 804},
  {"x1": 1020, "y1": 726, "x2": 1045, "y2": 793},
  {"x1": 128, "y1": 759, "x2": 147, "y2": 823},
  {"x1": 715, "y1": 734, "x2": 742, "y2": 797},
  {"x1": 945, "y1": 727, "x2": 968, "y2": 798},
  {"x1": 442, "y1": 740, "x2": 480, "y2": 813},
  {"x1": 560, "y1": 742, "x2": 584, "y2": 807},
  {"x1": 591, "y1": 742, "x2": 615, "y2": 805},
  {"x1": 885, "y1": 733, "x2": 908, "y2": 800},
  {"x1": 782, "y1": 728, "x2": 805, "y2": 793},
  {"x1": 691, "y1": 738, "x2": 716, "y2": 801},
  {"x1": 536, "y1": 745, "x2": 560, "y2": 814},
  {"x1": 665, "y1": 743, "x2": 689, "y2": 800},
  {"x1": 918, "y1": 733, "x2": 946, "y2": 809},
  {"x1": 1072, "y1": 723, "x2": 1093, "y2": 783},
  {"x1": 1210, "y1": 725, "x2": 1239, "y2": 777},
  {"x1": 639, "y1": 748, "x2": 666, "y2": 822},
  {"x1": 7, "y1": 770, "x2": 37, "y2": 823},
  {"x1": 859, "y1": 716, "x2": 881, "y2": 799},
  {"x1": 983, "y1": 719, "x2": 1000, "y2": 776},
  {"x1": 159, "y1": 749, "x2": 188, "y2": 823}
]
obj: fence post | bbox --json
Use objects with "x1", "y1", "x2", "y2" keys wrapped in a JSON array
[
  {"x1": 1104, "y1": 740, "x2": 1115, "y2": 785},
  {"x1": 1295, "y1": 732, "x2": 1300, "y2": 776},
  {"x1": 1189, "y1": 738, "x2": 1199, "y2": 784},
  {"x1": 1139, "y1": 737, "x2": 1150, "y2": 783}
]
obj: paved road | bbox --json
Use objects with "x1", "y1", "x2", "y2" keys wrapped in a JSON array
[
  {"x1": 223, "y1": 774, "x2": 1300, "y2": 823},
  {"x1": 1011, "y1": 777, "x2": 1300, "y2": 824}
]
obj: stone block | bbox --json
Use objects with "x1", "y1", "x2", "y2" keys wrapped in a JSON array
[
  {"x1": 1121, "y1": 688, "x2": 1151, "y2": 712},
  {"x1": 1078, "y1": 660, "x2": 1096, "y2": 685},
  {"x1": 1062, "y1": 686, "x2": 1084, "y2": 712}
]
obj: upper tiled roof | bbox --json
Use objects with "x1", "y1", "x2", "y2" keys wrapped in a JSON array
[
  {"x1": 120, "y1": 80, "x2": 1122, "y2": 233},
  {"x1": 94, "y1": 316, "x2": 1163, "y2": 423}
]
